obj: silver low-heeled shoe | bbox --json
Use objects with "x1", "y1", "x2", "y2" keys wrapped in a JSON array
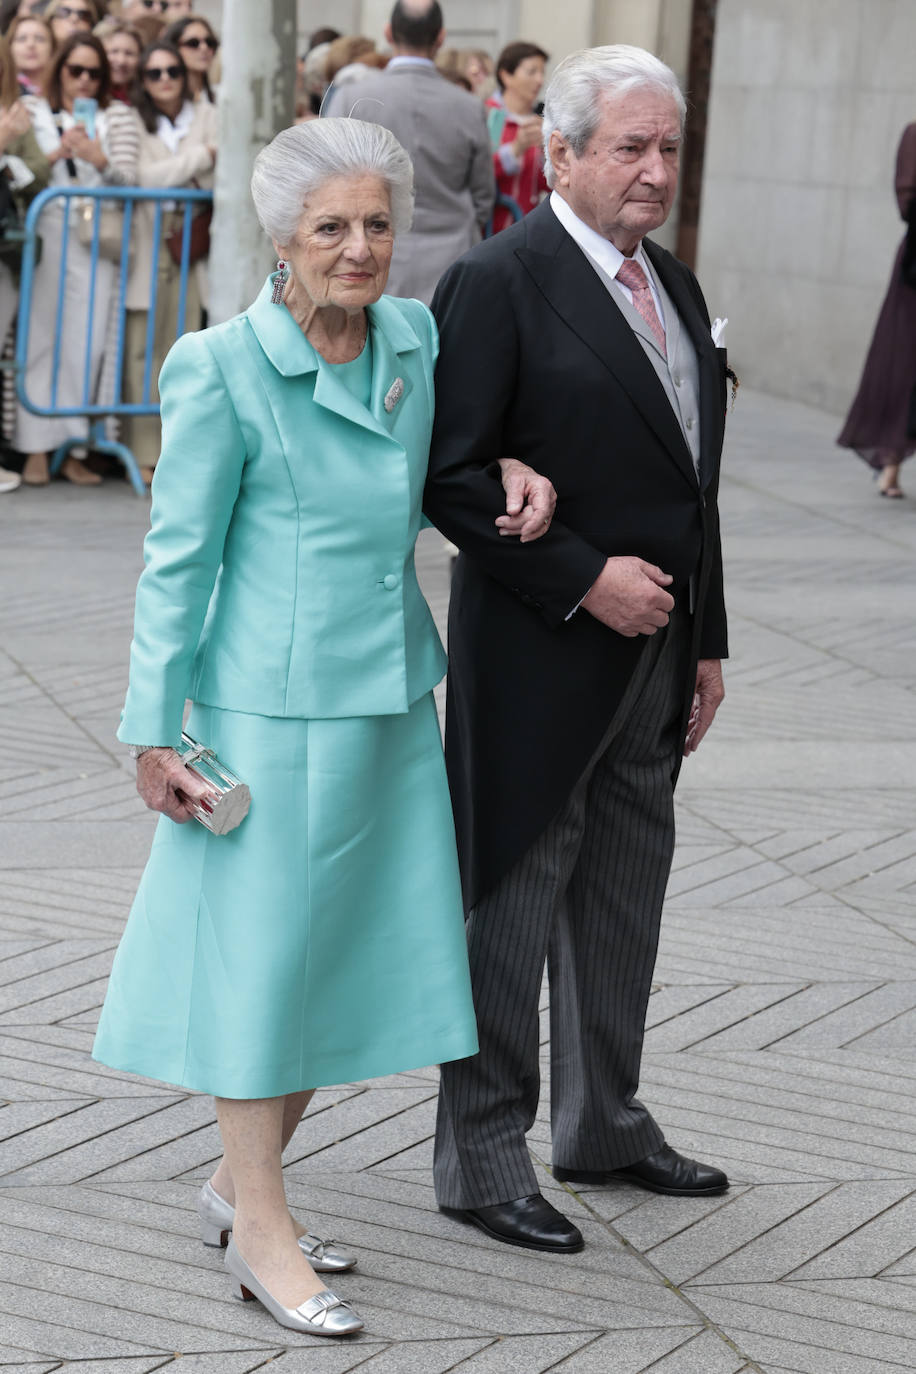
[
  {"x1": 198, "y1": 1180, "x2": 357, "y2": 1272},
  {"x1": 225, "y1": 1236, "x2": 364, "y2": 1336}
]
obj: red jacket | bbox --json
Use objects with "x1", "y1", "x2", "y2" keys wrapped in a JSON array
[{"x1": 486, "y1": 97, "x2": 548, "y2": 233}]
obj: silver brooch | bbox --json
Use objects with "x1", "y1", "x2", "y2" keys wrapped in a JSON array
[{"x1": 384, "y1": 377, "x2": 404, "y2": 413}]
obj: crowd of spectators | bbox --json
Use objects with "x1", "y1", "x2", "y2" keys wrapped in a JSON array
[
  {"x1": 302, "y1": 8, "x2": 550, "y2": 305},
  {"x1": 0, "y1": 0, "x2": 217, "y2": 492},
  {"x1": 0, "y1": 1, "x2": 551, "y2": 495},
  {"x1": 297, "y1": 23, "x2": 505, "y2": 119}
]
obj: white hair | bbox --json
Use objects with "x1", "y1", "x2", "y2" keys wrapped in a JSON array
[
  {"x1": 542, "y1": 45, "x2": 686, "y2": 187},
  {"x1": 250, "y1": 118, "x2": 415, "y2": 245}
]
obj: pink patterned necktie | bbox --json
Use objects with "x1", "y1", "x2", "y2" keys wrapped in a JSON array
[{"x1": 616, "y1": 257, "x2": 666, "y2": 358}]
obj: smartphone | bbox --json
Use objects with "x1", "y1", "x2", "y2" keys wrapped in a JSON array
[{"x1": 72, "y1": 97, "x2": 97, "y2": 140}]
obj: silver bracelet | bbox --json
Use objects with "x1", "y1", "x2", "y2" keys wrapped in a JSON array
[{"x1": 127, "y1": 744, "x2": 162, "y2": 760}]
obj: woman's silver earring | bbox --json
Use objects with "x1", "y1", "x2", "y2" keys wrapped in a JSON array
[{"x1": 271, "y1": 260, "x2": 289, "y2": 305}]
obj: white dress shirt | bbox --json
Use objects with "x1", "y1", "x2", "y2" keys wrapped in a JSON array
[{"x1": 549, "y1": 190, "x2": 665, "y2": 328}]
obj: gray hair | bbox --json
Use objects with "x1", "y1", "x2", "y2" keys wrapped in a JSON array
[
  {"x1": 542, "y1": 45, "x2": 686, "y2": 187},
  {"x1": 250, "y1": 118, "x2": 415, "y2": 245}
]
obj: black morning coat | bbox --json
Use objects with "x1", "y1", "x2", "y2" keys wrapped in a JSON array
[{"x1": 422, "y1": 199, "x2": 729, "y2": 911}]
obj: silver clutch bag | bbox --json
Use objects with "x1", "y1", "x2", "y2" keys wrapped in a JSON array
[{"x1": 175, "y1": 731, "x2": 251, "y2": 835}]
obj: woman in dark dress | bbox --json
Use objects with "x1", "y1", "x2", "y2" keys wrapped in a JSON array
[{"x1": 837, "y1": 123, "x2": 916, "y2": 498}]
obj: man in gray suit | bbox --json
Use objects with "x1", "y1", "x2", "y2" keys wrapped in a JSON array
[
  {"x1": 324, "y1": 0, "x2": 494, "y2": 304},
  {"x1": 424, "y1": 45, "x2": 730, "y2": 1253}
]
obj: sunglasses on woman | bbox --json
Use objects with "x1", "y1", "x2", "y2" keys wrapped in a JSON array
[
  {"x1": 56, "y1": 6, "x2": 94, "y2": 19},
  {"x1": 138, "y1": 1, "x2": 168, "y2": 10},
  {"x1": 65, "y1": 62, "x2": 101, "y2": 79},
  {"x1": 144, "y1": 64, "x2": 183, "y2": 81},
  {"x1": 179, "y1": 36, "x2": 218, "y2": 51}
]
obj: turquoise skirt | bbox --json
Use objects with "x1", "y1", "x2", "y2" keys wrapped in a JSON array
[{"x1": 93, "y1": 693, "x2": 478, "y2": 1097}]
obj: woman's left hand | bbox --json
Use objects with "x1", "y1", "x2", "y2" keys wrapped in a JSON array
[{"x1": 495, "y1": 457, "x2": 557, "y2": 542}]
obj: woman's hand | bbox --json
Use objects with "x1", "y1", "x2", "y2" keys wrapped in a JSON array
[
  {"x1": 61, "y1": 125, "x2": 108, "y2": 171},
  {"x1": 136, "y1": 747, "x2": 220, "y2": 824},
  {"x1": 512, "y1": 118, "x2": 543, "y2": 158},
  {"x1": 495, "y1": 457, "x2": 557, "y2": 542},
  {"x1": 0, "y1": 100, "x2": 31, "y2": 154}
]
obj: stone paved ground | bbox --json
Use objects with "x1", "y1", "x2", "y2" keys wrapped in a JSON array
[{"x1": 0, "y1": 388, "x2": 914, "y2": 1373}]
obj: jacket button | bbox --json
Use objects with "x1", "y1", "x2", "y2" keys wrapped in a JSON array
[{"x1": 383, "y1": 573, "x2": 399, "y2": 590}]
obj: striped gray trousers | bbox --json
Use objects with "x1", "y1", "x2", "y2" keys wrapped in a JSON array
[{"x1": 434, "y1": 609, "x2": 691, "y2": 1208}]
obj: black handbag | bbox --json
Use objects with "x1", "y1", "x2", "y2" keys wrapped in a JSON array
[{"x1": 0, "y1": 172, "x2": 28, "y2": 274}]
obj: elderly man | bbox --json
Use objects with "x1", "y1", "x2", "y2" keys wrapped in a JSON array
[
  {"x1": 323, "y1": 0, "x2": 493, "y2": 305},
  {"x1": 424, "y1": 45, "x2": 730, "y2": 1252}
]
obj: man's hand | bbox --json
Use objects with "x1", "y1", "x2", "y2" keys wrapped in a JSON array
[
  {"x1": 684, "y1": 659, "x2": 724, "y2": 755},
  {"x1": 495, "y1": 457, "x2": 557, "y2": 542},
  {"x1": 581, "y1": 557, "x2": 674, "y2": 636},
  {"x1": 136, "y1": 747, "x2": 220, "y2": 823}
]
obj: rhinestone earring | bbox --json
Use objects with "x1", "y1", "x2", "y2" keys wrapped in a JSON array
[{"x1": 270, "y1": 259, "x2": 289, "y2": 305}]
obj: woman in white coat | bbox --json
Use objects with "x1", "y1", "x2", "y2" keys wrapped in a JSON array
[
  {"x1": 18, "y1": 31, "x2": 138, "y2": 484},
  {"x1": 121, "y1": 38, "x2": 215, "y2": 481}
]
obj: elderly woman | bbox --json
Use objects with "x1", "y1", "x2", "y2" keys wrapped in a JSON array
[{"x1": 92, "y1": 118, "x2": 554, "y2": 1338}]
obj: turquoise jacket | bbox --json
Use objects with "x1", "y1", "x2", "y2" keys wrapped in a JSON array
[{"x1": 118, "y1": 278, "x2": 447, "y2": 745}]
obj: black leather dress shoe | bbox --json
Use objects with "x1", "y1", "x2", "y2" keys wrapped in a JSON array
[
  {"x1": 440, "y1": 1193, "x2": 584, "y2": 1252},
  {"x1": 554, "y1": 1144, "x2": 728, "y2": 1197}
]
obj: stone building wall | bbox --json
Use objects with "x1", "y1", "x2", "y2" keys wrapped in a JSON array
[{"x1": 697, "y1": 0, "x2": 915, "y2": 413}]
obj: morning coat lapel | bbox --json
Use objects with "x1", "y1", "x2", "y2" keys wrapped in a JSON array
[
  {"x1": 246, "y1": 278, "x2": 421, "y2": 447},
  {"x1": 516, "y1": 203, "x2": 698, "y2": 490},
  {"x1": 643, "y1": 238, "x2": 722, "y2": 490}
]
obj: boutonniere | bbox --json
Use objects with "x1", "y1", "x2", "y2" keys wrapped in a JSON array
[
  {"x1": 725, "y1": 364, "x2": 740, "y2": 413},
  {"x1": 711, "y1": 317, "x2": 739, "y2": 412}
]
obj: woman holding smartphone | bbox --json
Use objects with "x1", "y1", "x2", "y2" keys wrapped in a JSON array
[{"x1": 17, "y1": 31, "x2": 138, "y2": 484}]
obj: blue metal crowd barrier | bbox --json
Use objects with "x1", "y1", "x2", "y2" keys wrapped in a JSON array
[{"x1": 15, "y1": 184, "x2": 213, "y2": 495}]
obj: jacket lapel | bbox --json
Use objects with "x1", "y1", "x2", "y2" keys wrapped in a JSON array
[
  {"x1": 367, "y1": 296, "x2": 419, "y2": 429},
  {"x1": 246, "y1": 279, "x2": 422, "y2": 447},
  {"x1": 516, "y1": 204, "x2": 698, "y2": 490}
]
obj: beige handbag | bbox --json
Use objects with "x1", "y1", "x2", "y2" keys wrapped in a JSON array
[{"x1": 76, "y1": 198, "x2": 125, "y2": 263}]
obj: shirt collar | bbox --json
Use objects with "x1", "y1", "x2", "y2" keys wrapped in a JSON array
[
  {"x1": 386, "y1": 55, "x2": 437, "y2": 69},
  {"x1": 549, "y1": 190, "x2": 653, "y2": 284},
  {"x1": 155, "y1": 99, "x2": 194, "y2": 151}
]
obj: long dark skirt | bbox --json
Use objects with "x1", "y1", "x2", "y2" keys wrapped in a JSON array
[{"x1": 837, "y1": 236, "x2": 916, "y2": 470}]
